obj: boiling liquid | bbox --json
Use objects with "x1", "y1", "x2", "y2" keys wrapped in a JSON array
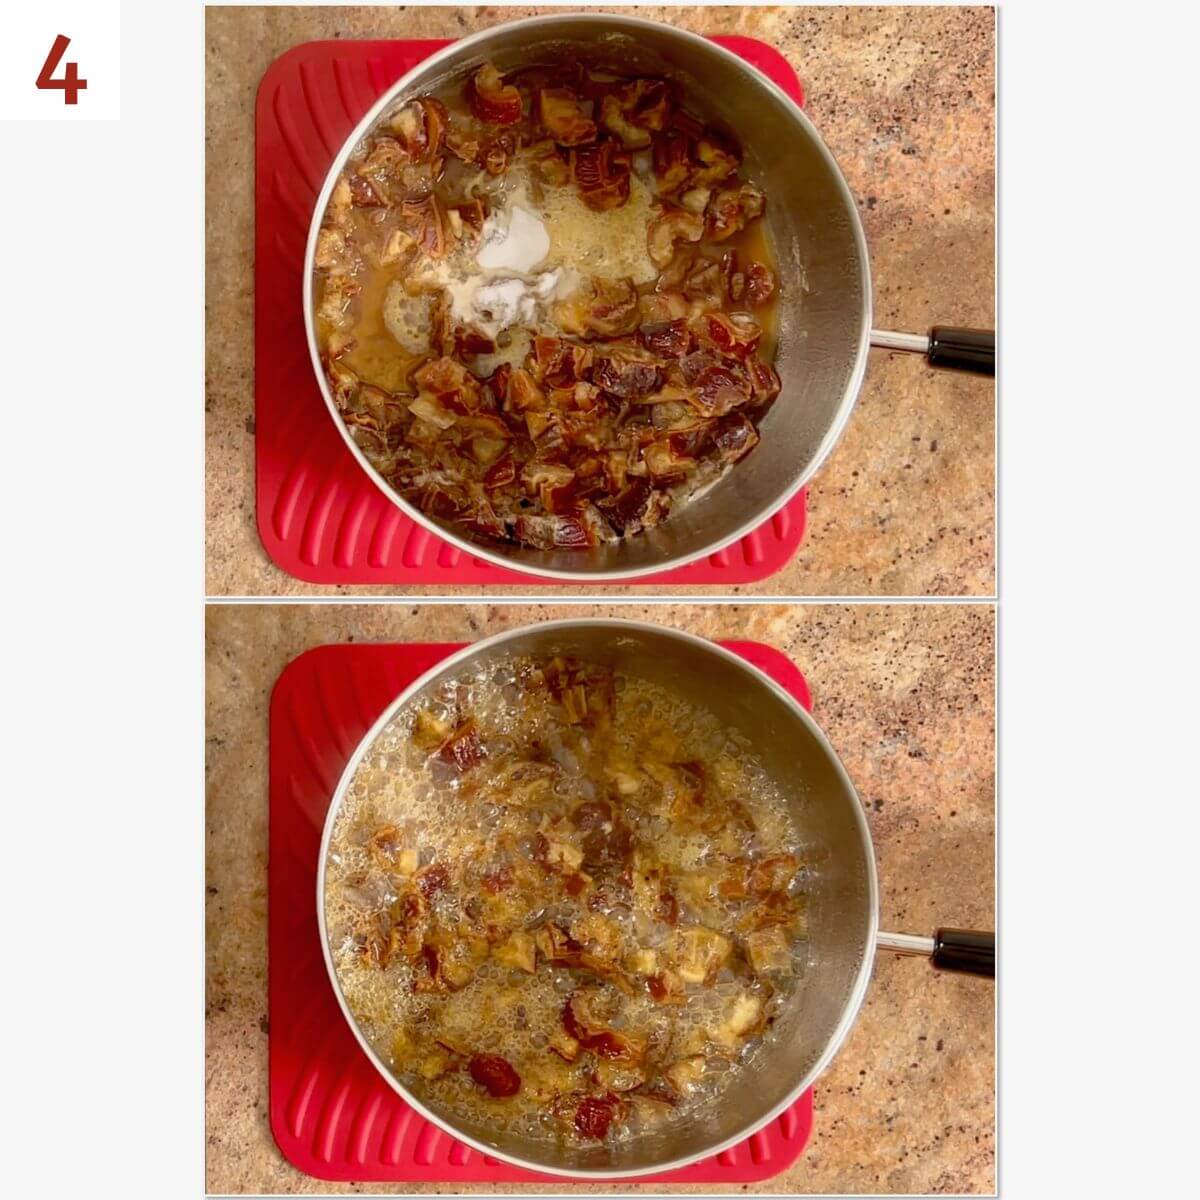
[{"x1": 325, "y1": 657, "x2": 808, "y2": 1146}]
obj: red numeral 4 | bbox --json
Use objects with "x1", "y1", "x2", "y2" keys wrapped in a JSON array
[{"x1": 36, "y1": 34, "x2": 88, "y2": 106}]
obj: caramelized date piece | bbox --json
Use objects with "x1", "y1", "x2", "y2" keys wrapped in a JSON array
[
  {"x1": 467, "y1": 62, "x2": 523, "y2": 124},
  {"x1": 537, "y1": 87, "x2": 597, "y2": 145},
  {"x1": 455, "y1": 326, "x2": 497, "y2": 359},
  {"x1": 563, "y1": 993, "x2": 646, "y2": 1062},
  {"x1": 504, "y1": 367, "x2": 547, "y2": 414},
  {"x1": 480, "y1": 131, "x2": 516, "y2": 175},
  {"x1": 389, "y1": 97, "x2": 448, "y2": 163},
  {"x1": 599, "y1": 94, "x2": 650, "y2": 149},
  {"x1": 581, "y1": 819, "x2": 634, "y2": 873},
  {"x1": 691, "y1": 363, "x2": 752, "y2": 418},
  {"x1": 414, "y1": 356, "x2": 485, "y2": 413},
  {"x1": 652, "y1": 129, "x2": 692, "y2": 195},
  {"x1": 599, "y1": 79, "x2": 672, "y2": 148},
  {"x1": 647, "y1": 209, "x2": 706, "y2": 268},
  {"x1": 532, "y1": 336, "x2": 593, "y2": 388},
  {"x1": 483, "y1": 456, "x2": 517, "y2": 489},
  {"x1": 635, "y1": 320, "x2": 688, "y2": 360},
  {"x1": 348, "y1": 173, "x2": 385, "y2": 207},
  {"x1": 697, "y1": 312, "x2": 762, "y2": 361},
  {"x1": 574, "y1": 1093, "x2": 622, "y2": 1140},
  {"x1": 643, "y1": 292, "x2": 693, "y2": 326},
  {"x1": 527, "y1": 138, "x2": 571, "y2": 185},
  {"x1": 691, "y1": 131, "x2": 741, "y2": 186},
  {"x1": 738, "y1": 889, "x2": 802, "y2": 932},
  {"x1": 522, "y1": 460, "x2": 577, "y2": 515},
  {"x1": 748, "y1": 357, "x2": 782, "y2": 404},
  {"x1": 469, "y1": 1053, "x2": 522, "y2": 1098},
  {"x1": 552, "y1": 277, "x2": 640, "y2": 338},
  {"x1": 416, "y1": 862, "x2": 449, "y2": 899},
  {"x1": 706, "y1": 182, "x2": 766, "y2": 241},
  {"x1": 671, "y1": 926, "x2": 732, "y2": 984},
  {"x1": 712, "y1": 413, "x2": 760, "y2": 463},
  {"x1": 593, "y1": 351, "x2": 663, "y2": 400},
  {"x1": 745, "y1": 262, "x2": 776, "y2": 306},
  {"x1": 643, "y1": 438, "x2": 697, "y2": 481},
  {"x1": 748, "y1": 853, "x2": 798, "y2": 895},
  {"x1": 513, "y1": 514, "x2": 594, "y2": 550},
  {"x1": 683, "y1": 256, "x2": 725, "y2": 308},
  {"x1": 596, "y1": 478, "x2": 653, "y2": 536},
  {"x1": 399, "y1": 193, "x2": 449, "y2": 259},
  {"x1": 571, "y1": 800, "x2": 614, "y2": 831},
  {"x1": 572, "y1": 141, "x2": 632, "y2": 211},
  {"x1": 437, "y1": 718, "x2": 484, "y2": 771}
]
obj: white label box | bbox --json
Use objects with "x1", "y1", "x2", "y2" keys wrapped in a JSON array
[{"x1": 0, "y1": 0, "x2": 120, "y2": 121}]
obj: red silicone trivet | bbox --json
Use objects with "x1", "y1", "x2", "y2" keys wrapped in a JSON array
[
  {"x1": 255, "y1": 38, "x2": 808, "y2": 586},
  {"x1": 268, "y1": 640, "x2": 814, "y2": 1183}
]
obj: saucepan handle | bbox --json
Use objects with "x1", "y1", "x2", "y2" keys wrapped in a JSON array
[
  {"x1": 871, "y1": 327, "x2": 995, "y2": 376},
  {"x1": 877, "y1": 928, "x2": 995, "y2": 978}
]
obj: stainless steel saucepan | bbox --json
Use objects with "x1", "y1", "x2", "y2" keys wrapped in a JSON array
[
  {"x1": 304, "y1": 13, "x2": 994, "y2": 581},
  {"x1": 317, "y1": 619, "x2": 994, "y2": 1178}
]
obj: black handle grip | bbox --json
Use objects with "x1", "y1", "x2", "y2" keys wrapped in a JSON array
[
  {"x1": 928, "y1": 326, "x2": 995, "y2": 376},
  {"x1": 931, "y1": 928, "x2": 994, "y2": 977}
]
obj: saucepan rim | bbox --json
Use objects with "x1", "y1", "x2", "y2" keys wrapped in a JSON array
[{"x1": 315, "y1": 617, "x2": 880, "y2": 1178}]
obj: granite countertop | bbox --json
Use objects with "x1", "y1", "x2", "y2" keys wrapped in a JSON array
[
  {"x1": 206, "y1": 603, "x2": 995, "y2": 1193},
  {"x1": 205, "y1": 5, "x2": 995, "y2": 597}
]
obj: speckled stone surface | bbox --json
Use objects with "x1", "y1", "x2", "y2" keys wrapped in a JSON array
[
  {"x1": 205, "y1": 6, "x2": 995, "y2": 597},
  {"x1": 206, "y1": 603, "x2": 995, "y2": 1193}
]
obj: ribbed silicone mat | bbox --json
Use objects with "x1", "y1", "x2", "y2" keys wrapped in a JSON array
[
  {"x1": 268, "y1": 640, "x2": 814, "y2": 1183},
  {"x1": 254, "y1": 38, "x2": 808, "y2": 586}
]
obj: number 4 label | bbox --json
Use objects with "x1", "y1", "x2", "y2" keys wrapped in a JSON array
[{"x1": 36, "y1": 34, "x2": 87, "y2": 105}]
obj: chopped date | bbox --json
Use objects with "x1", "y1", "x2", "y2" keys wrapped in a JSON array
[
  {"x1": 438, "y1": 720, "x2": 484, "y2": 771},
  {"x1": 481, "y1": 865, "x2": 513, "y2": 893},
  {"x1": 563, "y1": 992, "x2": 646, "y2": 1062},
  {"x1": 638, "y1": 320, "x2": 693, "y2": 359},
  {"x1": 416, "y1": 863, "x2": 450, "y2": 899},
  {"x1": 593, "y1": 354, "x2": 663, "y2": 400},
  {"x1": 712, "y1": 413, "x2": 760, "y2": 463},
  {"x1": 581, "y1": 820, "x2": 633, "y2": 872},
  {"x1": 572, "y1": 141, "x2": 632, "y2": 211},
  {"x1": 483, "y1": 456, "x2": 517, "y2": 489},
  {"x1": 573, "y1": 1094, "x2": 622, "y2": 1140},
  {"x1": 469, "y1": 1053, "x2": 522, "y2": 1098},
  {"x1": 571, "y1": 800, "x2": 613, "y2": 831},
  {"x1": 537, "y1": 87, "x2": 598, "y2": 145},
  {"x1": 745, "y1": 262, "x2": 776, "y2": 306},
  {"x1": 655, "y1": 890, "x2": 680, "y2": 926},
  {"x1": 513, "y1": 514, "x2": 593, "y2": 550},
  {"x1": 596, "y1": 477, "x2": 653, "y2": 536},
  {"x1": 468, "y1": 63, "x2": 523, "y2": 125}
]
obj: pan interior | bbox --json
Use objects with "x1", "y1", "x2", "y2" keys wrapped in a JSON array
[
  {"x1": 314, "y1": 16, "x2": 868, "y2": 577},
  {"x1": 322, "y1": 625, "x2": 875, "y2": 1175}
]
